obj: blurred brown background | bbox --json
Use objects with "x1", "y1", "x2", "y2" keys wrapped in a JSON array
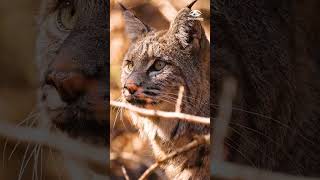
[
  {"x1": 0, "y1": 1, "x2": 63, "y2": 180},
  {"x1": 110, "y1": 0, "x2": 210, "y2": 179},
  {"x1": 0, "y1": 1, "x2": 39, "y2": 125},
  {"x1": 0, "y1": 1, "x2": 81, "y2": 179}
]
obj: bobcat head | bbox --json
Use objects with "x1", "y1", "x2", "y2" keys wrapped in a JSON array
[
  {"x1": 119, "y1": 1, "x2": 210, "y2": 179},
  {"x1": 36, "y1": 0, "x2": 108, "y2": 144},
  {"x1": 120, "y1": 1, "x2": 210, "y2": 117}
]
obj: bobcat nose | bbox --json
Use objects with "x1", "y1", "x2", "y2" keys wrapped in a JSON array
[
  {"x1": 124, "y1": 83, "x2": 139, "y2": 95},
  {"x1": 45, "y1": 70, "x2": 86, "y2": 103}
]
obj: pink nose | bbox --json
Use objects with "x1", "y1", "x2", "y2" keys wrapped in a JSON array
[
  {"x1": 124, "y1": 79, "x2": 141, "y2": 95},
  {"x1": 46, "y1": 70, "x2": 86, "y2": 103}
]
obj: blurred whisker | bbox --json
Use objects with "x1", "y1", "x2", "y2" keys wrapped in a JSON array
[
  {"x1": 9, "y1": 115, "x2": 39, "y2": 160},
  {"x1": 32, "y1": 145, "x2": 40, "y2": 180},
  {"x1": 230, "y1": 123, "x2": 305, "y2": 174},
  {"x1": 3, "y1": 109, "x2": 39, "y2": 167},
  {"x1": 120, "y1": 105, "x2": 128, "y2": 131},
  {"x1": 18, "y1": 143, "x2": 30, "y2": 180},
  {"x1": 19, "y1": 144, "x2": 38, "y2": 180},
  {"x1": 113, "y1": 106, "x2": 122, "y2": 129},
  {"x1": 111, "y1": 97, "x2": 122, "y2": 114},
  {"x1": 40, "y1": 146, "x2": 43, "y2": 180},
  {"x1": 224, "y1": 138, "x2": 256, "y2": 168}
]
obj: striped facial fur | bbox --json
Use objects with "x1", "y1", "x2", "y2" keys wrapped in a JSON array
[
  {"x1": 121, "y1": 32, "x2": 186, "y2": 111},
  {"x1": 36, "y1": 0, "x2": 108, "y2": 144},
  {"x1": 120, "y1": 1, "x2": 210, "y2": 179}
]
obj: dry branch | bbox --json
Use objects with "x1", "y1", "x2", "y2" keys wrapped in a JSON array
[
  {"x1": 211, "y1": 161, "x2": 320, "y2": 180},
  {"x1": 110, "y1": 151, "x2": 152, "y2": 166},
  {"x1": 122, "y1": 166, "x2": 130, "y2": 180},
  {"x1": 138, "y1": 134, "x2": 210, "y2": 180},
  {"x1": 110, "y1": 101, "x2": 210, "y2": 124},
  {"x1": 212, "y1": 77, "x2": 237, "y2": 160},
  {"x1": 0, "y1": 121, "x2": 108, "y2": 166},
  {"x1": 175, "y1": 86, "x2": 185, "y2": 113},
  {"x1": 150, "y1": 0, "x2": 177, "y2": 22}
]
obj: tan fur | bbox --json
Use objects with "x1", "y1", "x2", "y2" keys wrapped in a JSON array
[{"x1": 120, "y1": 3, "x2": 210, "y2": 179}]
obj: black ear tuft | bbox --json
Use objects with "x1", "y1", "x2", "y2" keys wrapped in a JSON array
[
  {"x1": 119, "y1": 3, "x2": 151, "y2": 41},
  {"x1": 168, "y1": 7, "x2": 204, "y2": 49},
  {"x1": 118, "y1": 2, "x2": 127, "y2": 11}
]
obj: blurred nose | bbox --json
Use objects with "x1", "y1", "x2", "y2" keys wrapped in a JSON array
[
  {"x1": 45, "y1": 61, "x2": 86, "y2": 103},
  {"x1": 124, "y1": 78, "x2": 143, "y2": 97},
  {"x1": 124, "y1": 82, "x2": 139, "y2": 95}
]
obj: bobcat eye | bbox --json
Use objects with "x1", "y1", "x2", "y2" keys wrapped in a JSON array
[
  {"x1": 56, "y1": 0, "x2": 77, "y2": 31},
  {"x1": 125, "y1": 61, "x2": 134, "y2": 73},
  {"x1": 153, "y1": 60, "x2": 166, "y2": 71}
]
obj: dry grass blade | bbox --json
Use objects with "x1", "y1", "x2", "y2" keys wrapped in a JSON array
[
  {"x1": 110, "y1": 101, "x2": 210, "y2": 124},
  {"x1": 0, "y1": 121, "x2": 108, "y2": 166},
  {"x1": 212, "y1": 77, "x2": 237, "y2": 160},
  {"x1": 122, "y1": 166, "x2": 130, "y2": 180},
  {"x1": 175, "y1": 86, "x2": 185, "y2": 113},
  {"x1": 138, "y1": 134, "x2": 210, "y2": 180},
  {"x1": 211, "y1": 161, "x2": 319, "y2": 180},
  {"x1": 150, "y1": 0, "x2": 177, "y2": 22}
]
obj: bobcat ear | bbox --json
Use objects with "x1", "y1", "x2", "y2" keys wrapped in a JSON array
[
  {"x1": 119, "y1": 3, "x2": 152, "y2": 41},
  {"x1": 168, "y1": 0, "x2": 203, "y2": 49}
]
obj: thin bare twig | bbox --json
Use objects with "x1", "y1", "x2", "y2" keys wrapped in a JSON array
[
  {"x1": 175, "y1": 86, "x2": 185, "y2": 113},
  {"x1": 212, "y1": 77, "x2": 237, "y2": 161},
  {"x1": 211, "y1": 161, "x2": 319, "y2": 180},
  {"x1": 110, "y1": 101, "x2": 210, "y2": 124},
  {"x1": 150, "y1": 0, "x2": 177, "y2": 22},
  {"x1": 0, "y1": 122, "x2": 108, "y2": 166},
  {"x1": 122, "y1": 166, "x2": 130, "y2": 180},
  {"x1": 110, "y1": 151, "x2": 152, "y2": 166},
  {"x1": 138, "y1": 134, "x2": 210, "y2": 180}
]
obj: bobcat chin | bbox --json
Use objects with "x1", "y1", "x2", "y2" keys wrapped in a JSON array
[{"x1": 120, "y1": 1, "x2": 210, "y2": 179}]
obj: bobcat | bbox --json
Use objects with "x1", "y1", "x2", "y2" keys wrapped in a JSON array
[
  {"x1": 36, "y1": 0, "x2": 108, "y2": 145},
  {"x1": 30, "y1": 0, "x2": 109, "y2": 179},
  {"x1": 119, "y1": 1, "x2": 210, "y2": 179},
  {"x1": 213, "y1": 0, "x2": 320, "y2": 177}
]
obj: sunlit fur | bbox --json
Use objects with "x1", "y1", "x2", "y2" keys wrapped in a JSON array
[{"x1": 120, "y1": 4, "x2": 210, "y2": 179}]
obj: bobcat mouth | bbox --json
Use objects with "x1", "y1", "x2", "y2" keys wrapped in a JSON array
[
  {"x1": 48, "y1": 107, "x2": 108, "y2": 144},
  {"x1": 126, "y1": 96, "x2": 159, "y2": 108}
]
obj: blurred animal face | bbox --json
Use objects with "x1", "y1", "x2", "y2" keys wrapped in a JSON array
[{"x1": 36, "y1": 0, "x2": 108, "y2": 142}]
